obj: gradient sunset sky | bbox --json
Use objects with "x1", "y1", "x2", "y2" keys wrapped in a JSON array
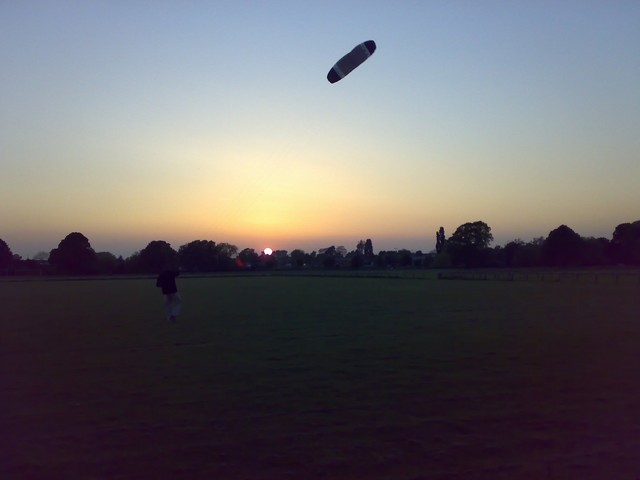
[{"x1": 2, "y1": 1, "x2": 639, "y2": 258}]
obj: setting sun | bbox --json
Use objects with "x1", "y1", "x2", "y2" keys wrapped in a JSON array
[{"x1": 263, "y1": 248, "x2": 273, "y2": 255}]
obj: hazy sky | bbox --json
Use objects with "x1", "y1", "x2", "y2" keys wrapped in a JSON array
[{"x1": 2, "y1": 1, "x2": 639, "y2": 258}]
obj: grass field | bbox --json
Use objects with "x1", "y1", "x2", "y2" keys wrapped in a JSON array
[{"x1": 2, "y1": 274, "x2": 640, "y2": 479}]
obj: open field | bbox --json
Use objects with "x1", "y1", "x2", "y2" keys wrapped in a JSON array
[{"x1": 2, "y1": 274, "x2": 640, "y2": 479}]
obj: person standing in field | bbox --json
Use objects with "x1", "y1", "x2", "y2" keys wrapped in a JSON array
[{"x1": 156, "y1": 265, "x2": 181, "y2": 322}]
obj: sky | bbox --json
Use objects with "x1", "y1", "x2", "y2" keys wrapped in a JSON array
[{"x1": 2, "y1": 1, "x2": 639, "y2": 258}]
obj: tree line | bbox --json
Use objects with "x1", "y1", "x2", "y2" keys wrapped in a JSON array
[
  {"x1": 1, "y1": 219, "x2": 639, "y2": 276},
  {"x1": 435, "y1": 220, "x2": 640, "y2": 269}
]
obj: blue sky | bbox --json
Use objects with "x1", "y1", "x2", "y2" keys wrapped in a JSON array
[{"x1": 2, "y1": 1, "x2": 639, "y2": 258}]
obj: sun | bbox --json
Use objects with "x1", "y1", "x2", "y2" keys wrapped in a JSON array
[{"x1": 263, "y1": 247, "x2": 273, "y2": 255}]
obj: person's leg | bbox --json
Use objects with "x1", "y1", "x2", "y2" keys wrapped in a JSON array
[
  {"x1": 166, "y1": 293, "x2": 181, "y2": 322},
  {"x1": 170, "y1": 293, "x2": 182, "y2": 320},
  {"x1": 164, "y1": 294, "x2": 174, "y2": 321}
]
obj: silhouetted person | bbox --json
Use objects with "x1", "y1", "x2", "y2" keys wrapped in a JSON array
[{"x1": 156, "y1": 267, "x2": 181, "y2": 322}]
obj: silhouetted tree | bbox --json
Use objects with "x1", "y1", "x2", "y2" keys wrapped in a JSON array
[
  {"x1": 377, "y1": 249, "x2": 413, "y2": 268},
  {"x1": 49, "y1": 232, "x2": 97, "y2": 274},
  {"x1": 420, "y1": 251, "x2": 436, "y2": 268},
  {"x1": 582, "y1": 237, "x2": 610, "y2": 266},
  {"x1": 123, "y1": 251, "x2": 142, "y2": 273},
  {"x1": 364, "y1": 239, "x2": 374, "y2": 262},
  {"x1": 446, "y1": 221, "x2": 493, "y2": 267},
  {"x1": 138, "y1": 240, "x2": 178, "y2": 273},
  {"x1": 349, "y1": 252, "x2": 364, "y2": 268},
  {"x1": 375, "y1": 250, "x2": 389, "y2": 268},
  {"x1": 348, "y1": 250, "x2": 365, "y2": 268},
  {"x1": 398, "y1": 249, "x2": 414, "y2": 267},
  {"x1": 290, "y1": 249, "x2": 306, "y2": 268},
  {"x1": 609, "y1": 220, "x2": 640, "y2": 265},
  {"x1": 259, "y1": 250, "x2": 277, "y2": 269},
  {"x1": 318, "y1": 246, "x2": 337, "y2": 268},
  {"x1": 305, "y1": 251, "x2": 317, "y2": 267},
  {"x1": 272, "y1": 250, "x2": 289, "y2": 268},
  {"x1": 503, "y1": 239, "x2": 525, "y2": 267},
  {"x1": 500, "y1": 238, "x2": 544, "y2": 268},
  {"x1": 517, "y1": 237, "x2": 544, "y2": 267},
  {"x1": 542, "y1": 225, "x2": 584, "y2": 267},
  {"x1": 356, "y1": 240, "x2": 365, "y2": 255},
  {"x1": 335, "y1": 246, "x2": 347, "y2": 259},
  {"x1": 95, "y1": 252, "x2": 118, "y2": 274},
  {"x1": 0, "y1": 239, "x2": 13, "y2": 269},
  {"x1": 215, "y1": 242, "x2": 238, "y2": 271},
  {"x1": 238, "y1": 248, "x2": 259, "y2": 269},
  {"x1": 432, "y1": 250, "x2": 452, "y2": 268},
  {"x1": 179, "y1": 240, "x2": 218, "y2": 272},
  {"x1": 490, "y1": 245, "x2": 505, "y2": 267},
  {"x1": 435, "y1": 227, "x2": 446, "y2": 254},
  {"x1": 113, "y1": 256, "x2": 127, "y2": 274}
]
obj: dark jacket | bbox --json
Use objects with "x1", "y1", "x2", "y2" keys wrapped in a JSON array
[{"x1": 156, "y1": 270, "x2": 179, "y2": 295}]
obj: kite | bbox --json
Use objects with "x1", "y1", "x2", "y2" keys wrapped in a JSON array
[{"x1": 327, "y1": 40, "x2": 376, "y2": 84}]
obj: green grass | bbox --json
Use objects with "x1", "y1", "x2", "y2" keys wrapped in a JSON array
[{"x1": 2, "y1": 275, "x2": 640, "y2": 479}]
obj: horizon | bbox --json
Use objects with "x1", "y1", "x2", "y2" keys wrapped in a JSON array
[
  {"x1": 4, "y1": 219, "x2": 627, "y2": 260},
  {"x1": 3, "y1": 3, "x2": 639, "y2": 260}
]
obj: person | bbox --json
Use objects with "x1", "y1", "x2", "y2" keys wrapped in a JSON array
[{"x1": 156, "y1": 266, "x2": 181, "y2": 322}]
